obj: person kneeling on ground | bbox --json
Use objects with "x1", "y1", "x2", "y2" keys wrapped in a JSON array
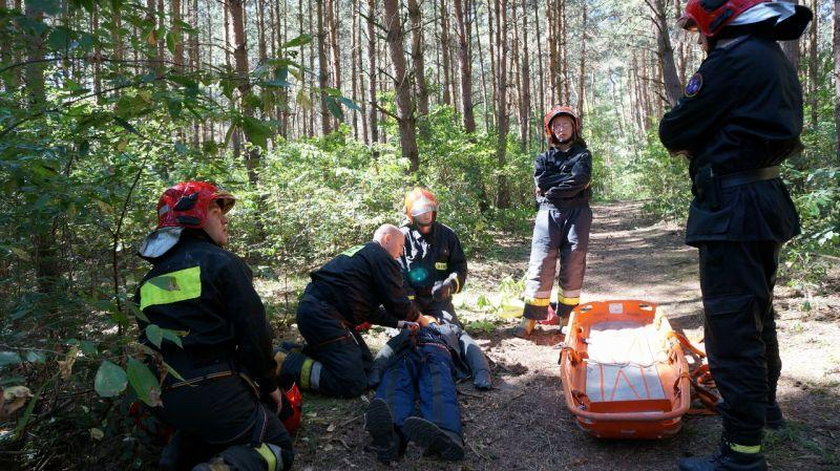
[
  {"x1": 276, "y1": 224, "x2": 421, "y2": 398},
  {"x1": 363, "y1": 315, "x2": 492, "y2": 463},
  {"x1": 135, "y1": 181, "x2": 293, "y2": 471}
]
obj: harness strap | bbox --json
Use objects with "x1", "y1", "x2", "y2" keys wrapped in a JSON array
[{"x1": 164, "y1": 370, "x2": 236, "y2": 390}]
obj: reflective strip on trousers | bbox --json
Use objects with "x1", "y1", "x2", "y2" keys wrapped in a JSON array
[{"x1": 254, "y1": 443, "x2": 278, "y2": 471}]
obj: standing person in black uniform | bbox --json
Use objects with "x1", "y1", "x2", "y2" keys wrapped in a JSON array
[
  {"x1": 659, "y1": 2, "x2": 812, "y2": 470},
  {"x1": 135, "y1": 181, "x2": 294, "y2": 471},
  {"x1": 516, "y1": 105, "x2": 593, "y2": 337},
  {"x1": 399, "y1": 187, "x2": 468, "y2": 326},
  {"x1": 276, "y1": 224, "x2": 421, "y2": 398}
]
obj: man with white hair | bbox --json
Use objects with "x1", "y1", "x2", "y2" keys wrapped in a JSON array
[{"x1": 276, "y1": 224, "x2": 420, "y2": 398}]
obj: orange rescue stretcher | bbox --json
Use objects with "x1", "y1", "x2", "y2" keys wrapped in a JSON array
[{"x1": 559, "y1": 300, "x2": 696, "y2": 439}]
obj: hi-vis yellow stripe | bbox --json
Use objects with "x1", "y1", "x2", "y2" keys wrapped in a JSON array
[
  {"x1": 730, "y1": 443, "x2": 761, "y2": 454},
  {"x1": 524, "y1": 297, "x2": 551, "y2": 307},
  {"x1": 254, "y1": 443, "x2": 278, "y2": 471},
  {"x1": 341, "y1": 245, "x2": 364, "y2": 257},
  {"x1": 140, "y1": 266, "x2": 201, "y2": 310}
]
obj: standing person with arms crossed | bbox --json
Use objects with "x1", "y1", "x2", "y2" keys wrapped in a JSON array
[
  {"x1": 659, "y1": 1, "x2": 812, "y2": 469},
  {"x1": 516, "y1": 105, "x2": 593, "y2": 337}
]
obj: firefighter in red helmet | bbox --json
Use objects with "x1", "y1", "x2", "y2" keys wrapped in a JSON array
[
  {"x1": 515, "y1": 105, "x2": 593, "y2": 337},
  {"x1": 659, "y1": 1, "x2": 812, "y2": 470},
  {"x1": 135, "y1": 181, "x2": 294, "y2": 471}
]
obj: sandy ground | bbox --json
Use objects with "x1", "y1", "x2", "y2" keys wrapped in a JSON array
[{"x1": 281, "y1": 201, "x2": 840, "y2": 471}]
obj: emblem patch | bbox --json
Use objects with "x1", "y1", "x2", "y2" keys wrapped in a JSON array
[{"x1": 685, "y1": 73, "x2": 703, "y2": 98}]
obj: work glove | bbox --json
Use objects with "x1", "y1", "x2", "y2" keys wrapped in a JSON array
[
  {"x1": 431, "y1": 279, "x2": 454, "y2": 301},
  {"x1": 397, "y1": 320, "x2": 420, "y2": 332}
]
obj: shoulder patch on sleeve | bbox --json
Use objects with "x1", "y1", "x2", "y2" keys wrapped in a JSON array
[{"x1": 684, "y1": 73, "x2": 703, "y2": 98}]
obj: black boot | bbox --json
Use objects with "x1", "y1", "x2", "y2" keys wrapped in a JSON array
[
  {"x1": 365, "y1": 398, "x2": 400, "y2": 464},
  {"x1": 765, "y1": 402, "x2": 785, "y2": 430},
  {"x1": 403, "y1": 416, "x2": 464, "y2": 461},
  {"x1": 678, "y1": 441, "x2": 767, "y2": 471}
]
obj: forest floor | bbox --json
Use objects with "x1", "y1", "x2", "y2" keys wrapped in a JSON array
[{"x1": 271, "y1": 200, "x2": 840, "y2": 471}]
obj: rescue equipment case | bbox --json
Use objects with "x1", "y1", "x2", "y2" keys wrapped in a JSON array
[{"x1": 559, "y1": 300, "x2": 691, "y2": 439}]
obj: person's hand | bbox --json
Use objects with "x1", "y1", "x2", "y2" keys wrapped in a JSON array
[
  {"x1": 267, "y1": 387, "x2": 284, "y2": 412},
  {"x1": 397, "y1": 320, "x2": 420, "y2": 332},
  {"x1": 418, "y1": 314, "x2": 438, "y2": 327},
  {"x1": 431, "y1": 279, "x2": 453, "y2": 301}
]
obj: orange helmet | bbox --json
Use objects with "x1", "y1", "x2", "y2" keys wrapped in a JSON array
[
  {"x1": 404, "y1": 187, "x2": 439, "y2": 224},
  {"x1": 543, "y1": 105, "x2": 581, "y2": 146}
]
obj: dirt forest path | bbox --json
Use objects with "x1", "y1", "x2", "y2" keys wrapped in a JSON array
[{"x1": 289, "y1": 200, "x2": 840, "y2": 471}]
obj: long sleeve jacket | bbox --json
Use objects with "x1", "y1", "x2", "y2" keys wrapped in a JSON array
[
  {"x1": 535, "y1": 144, "x2": 592, "y2": 209},
  {"x1": 659, "y1": 35, "x2": 801, "y2": 244},
  {"x1": 308, "y1": 242, "x2": 419, "y2": 327},
  {"x1": 398, "y1": 222, "x2": 467, "y2": 299},
  {"x1": 135, "y1": 230, "x2": 278, "y2": 393}
]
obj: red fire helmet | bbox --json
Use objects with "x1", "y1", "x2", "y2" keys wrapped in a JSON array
[
  {"x1": 156, "y1": 181, "x2": 235, "y2": 229},
  {"x1": 678, "y1": 0, "x2": 767, "y2": 37},
  {"x1": 404, "y1": 187, "x2": 439, "y2": 224}
]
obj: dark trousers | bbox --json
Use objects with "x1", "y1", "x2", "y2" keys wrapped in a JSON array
[
  {"x1": 291, "y1": 294, "x2": 373, "y2": 397},
  {"x1": 523, "y1": 205, "x2": 592, "y2": 319},
  {"x1": 374, "y1": 344, "x2": 462, "y2": 437},
  {"x1": 698, "y1": 241, "x2": 782, "y2": 447},
  {"x1": 157, "y1": 374, "x2": 294, "y2": 471}
]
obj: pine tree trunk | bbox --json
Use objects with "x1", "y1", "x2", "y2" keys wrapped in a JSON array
[
  {"x1": 454, "y1": 0, "x2": 475, "y2": 133},
  {"x1": 366, "y1": 0, "x2": 379, "y2": 148},
  {"x1": 228, "y1": 0, "x2": 260, "y2": 183},
  {"x1": 172, "y1": 0, "x2": 184, "y2": 69},
  {"x1": 835, "y1": 0, "x2": 840, "y2": 163},
  {"x1": 807, "y1": 0, "x2": 818, "y2": 130},
  {"x1": 547, "y1": 0, "x2": 558, "y2": 105},
  {"x1": 651, "y1": 0, "x2": 681, "y2": 106},
  {"x1": 351, "y1": 0, "x2": 360, "y2": 139},
  {"x1": 519, "y1": 0, "x2": 530, "y2": 152},
  {"x1": 317, "y1": 0, "x2": 332, "y2": 134},
  {"x1": 494, "y1": 0, "x2": 509, "y2": 208},
  {"x1": 440, "y1": 0, "x2": 453, "y2": 106},
  {"x1": 560, "y1": 0, "x2": 569, "y2": 104},
  {"x1": 383, "y1": 0, "x2": 419, "y2": 172},
  {"x1": 408, "y1": 0, "x2": 429, "y2": 137},
  {"x1": 779, "y1": 0, "x2": 801, "y2": 68},
  {"x1": 577, "y1": 4, "x2": 586, "y2": 112},
  {"x1": 535, "y1": 0, "x2": 545, "y2": 150}
]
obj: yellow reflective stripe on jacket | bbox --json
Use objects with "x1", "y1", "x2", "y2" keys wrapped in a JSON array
[
  {"x1": 341, "y1": 245, "x2": 364, "y2": 257},
  {"x1": 140, "y1": 266, "x2": 202, "y2": 311},
  {"x1": 524, "y1": 297, "x2": 551, "y2": 307},
  {"x1": 452, "y1": 276, "x2": 461, "y2": 294},
  {"x1": 254, "y1": 443, "x2": 278, "y2": 471},
  {"x1": 729, "y1": 443, "x2": 761, "y2": 454}
]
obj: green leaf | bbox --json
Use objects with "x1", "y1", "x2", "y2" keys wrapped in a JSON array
[
  {"x1": 325, "y1": 96, "x2": 343, "y2": 119},
  {"x1": 241, "y1": 116, "x2": 273, "y2": 149},
  {"x1": 80, "y1": 340, "x2": 97, "y2": 355},
  {"x1": 283, "y1": 34, "x2": 312, "y2": 48},
  {"x1": 161, "y1": 329, "x2": 185, "y2": 348},
  {"x1": 94, "y1": 360, "x2": 128, "y2": 397},
  {"x1": 25, "y1": 351, "x2": 46, "y2": 363},
  {"x1": 165, "y1": 30, "x2": 176, "y2": 55},
  {"x1": 47, "y1": 27, "x2": 71, "y2": 51},
  {"x1": 0, "y1": 351, "x2": 22, "y2": 367},
  {"x1": 338, "y1": 96, "x2": 361, "y2": 111},
  {"x1": 145, "y1": 324, "x2": 163, "y2": 348},
  {"x1": 127, "y1": 358, "x2": 161, "y2": 407}
]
